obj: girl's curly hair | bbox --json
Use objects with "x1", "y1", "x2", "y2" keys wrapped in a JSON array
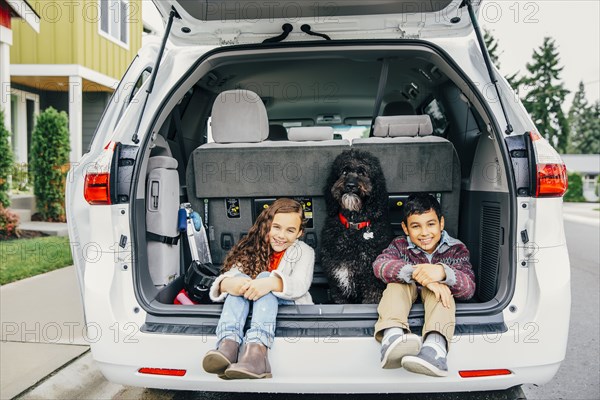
[{"x1": 221, "y1": 198, "x2": 306, "y2": 278}]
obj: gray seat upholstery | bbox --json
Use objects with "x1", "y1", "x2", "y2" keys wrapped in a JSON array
[
  {"x1": 186, "y1": 90, "x2": 350, "y2": 265},
  {"x1": 353, "y1": 115, "x2": 461, "y2": 237}
]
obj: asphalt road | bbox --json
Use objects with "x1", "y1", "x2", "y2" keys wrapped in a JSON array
[
  {"x1": 19, "y1": 212, "x2": 599, "y2": 400},
  {"x1": 521, "y1": 217, "x2": 600, "y2": 400}
]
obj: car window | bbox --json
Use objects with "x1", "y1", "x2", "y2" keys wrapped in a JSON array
[{"x1": 423, "y1": 98, "x2": 449, "y2": 136}]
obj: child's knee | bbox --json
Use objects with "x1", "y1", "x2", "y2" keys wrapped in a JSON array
[{"x1": 256, "y1": 271, "x2": 271, "y2": 279}]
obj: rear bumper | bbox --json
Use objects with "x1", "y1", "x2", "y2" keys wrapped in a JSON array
[{"x1": 86, "y1": 320, "x2": 564, "y2": 393}]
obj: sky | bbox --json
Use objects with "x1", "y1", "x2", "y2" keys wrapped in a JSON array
[
  {"x1": 142, "y1": 0, "x2": 600, "y2": 106},
  {"x1": 479, "y1": 0, "x2": 600, "y2": 106}
]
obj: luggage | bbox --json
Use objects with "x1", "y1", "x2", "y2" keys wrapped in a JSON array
[
  {"x1": 180, "y1": 203, "x2": 218, "y2": 304},
  {"x1": 146, "y1": 156, "x2": 181, "y2": 287}
]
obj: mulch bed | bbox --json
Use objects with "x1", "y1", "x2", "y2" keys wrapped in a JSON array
[{"x1": 17, "y1": 230, "x2": 49, "y2": 239}]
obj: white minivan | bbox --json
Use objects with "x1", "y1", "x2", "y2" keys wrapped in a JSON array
[{"x1": 66, "y1": 0, "x2": 570, "y2": 394}]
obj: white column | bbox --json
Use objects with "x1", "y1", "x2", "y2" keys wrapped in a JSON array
[
  {"x1": 15, "y1": 91, "x2": 27, "y2": 163},
  {"x1": 0, "y1": 39, "x2": 11, "y2": 134},
  {"x1": 69, "y1": 75, "x2": 83, "y2": 163}
]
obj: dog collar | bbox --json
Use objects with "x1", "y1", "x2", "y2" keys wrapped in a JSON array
[{"x1": 338, "y1": 213, "x2": 371, "y2": 230}]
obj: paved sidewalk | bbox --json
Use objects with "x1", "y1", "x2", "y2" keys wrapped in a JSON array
[
  {"x1": 0, "y1": 266, "x2": 88, "y2": 399},
  {"x1": 562, "y1": 202, "x2": 600, "y2": 226}
]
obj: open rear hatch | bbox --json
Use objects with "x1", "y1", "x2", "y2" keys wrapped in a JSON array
[{"x1": 152, "y1": 0, "x2": 480, "y2": 45}]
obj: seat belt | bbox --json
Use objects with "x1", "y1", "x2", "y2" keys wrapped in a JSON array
[
  {"x1": 369, "y1": 58, "x2": 390, "y2": 137},
  {"x1": 168, "y1": 105, "x2": 189, "y2": 201}
]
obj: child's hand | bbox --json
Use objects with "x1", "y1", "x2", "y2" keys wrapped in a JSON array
[
  {"x1": 426, "y1": 282, "x2": 453, "y2": 309},
  {"x1": 412, "y1": 263, "x2": 446, "y2": 287},
  {"x1": 241, "y1": 277, "x2": 282, "y2": 301},
  {"x1": 220, "y1": 276, "x2": 252, "y2": 296}
]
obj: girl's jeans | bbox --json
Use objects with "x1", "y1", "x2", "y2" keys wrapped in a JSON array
[{"x1": 216, "y1": 271, "x2": 294, "y2": 349}]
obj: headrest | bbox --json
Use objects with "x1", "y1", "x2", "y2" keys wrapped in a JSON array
[
  {"x1": 267, "y1": 124, "x2": 288, "y2": 141},
  {"x1": 149, "y1": 135, "x2": 172, "y2": 157},
  {"x1": 287, "y1": 126, "x2": 334, "y2": 141},
  {"x1": 147, "y1": 156, "x2": 178, "y2": 172},
  {"x1": 211, "y1": 90, "x2": 269, "y2": 143},
  {"x1": 383, "y1": 101, "x2": 416, "y2": 116},
  {"x1": 373, "y1": 115, "x2": 433, "y2": 137}
]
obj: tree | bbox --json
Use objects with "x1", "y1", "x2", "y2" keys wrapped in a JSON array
[
  {"x1": 0, "y1": 110, "x2": 14, "y2": 208},
  {"x1": 30, "y1": 107, "x2": 71, "y2": 222},
  {"x1": 569, "y1": 83, "x2": 600, "y2": 154},
  {"x1": 520, "y1": 37, "x2": 570, "y2": 153},
  {"x1": 483, "y1": 28, "x2": 522, "y2": 94},
  {"x1": 564, "y1": 172, "x2": 586, "y2": 202}
]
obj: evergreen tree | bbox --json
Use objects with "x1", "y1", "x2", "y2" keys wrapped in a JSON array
[
  {"x1": 568, "y1": 83, "x2": 599, "y2": 154},
  {"x1": 31, "y1": 107, "x2": 70, "y2": 222},
  {"x1": 520, "y1": 37, "x2": 570, "y2": 153},
  {"x1": 578, "y1": 101, "x2": 600, "y2": 154}
]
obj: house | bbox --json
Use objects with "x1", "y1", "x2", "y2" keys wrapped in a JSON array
[
  {"x1": 0, "y1": 0, "x2": 39, "y2": 139},
  {"x1": 561, "y1": 154, "x2": 600, "y2": 202},
  {"x1": 5, "y1": 0, "x2": 142, "y2": 164}
]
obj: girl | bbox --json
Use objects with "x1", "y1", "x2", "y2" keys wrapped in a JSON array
[{"x1": 202, "y1": 198, "x2": 315, "y2": 379}]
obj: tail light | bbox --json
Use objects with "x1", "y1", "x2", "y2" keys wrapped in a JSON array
[
  {"x1": 84, "y1": 172, "x2": 111, "y2": 204},
  {"x1": 84, "y1": 142, "x2": 116, "y2": 205},
  {"x1": 536, "y1": 163, "x2": 568, "y2": 197},
  {"x1": 529, "y1": 132, "x2": 568, "y2": 198}
]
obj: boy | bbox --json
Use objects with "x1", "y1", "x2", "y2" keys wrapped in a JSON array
[{"x1": 372, "y1": 193, "x2": 475, "y2": 377}]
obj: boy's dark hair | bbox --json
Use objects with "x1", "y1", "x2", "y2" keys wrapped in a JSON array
[{"x1": 402, "y1": 193, "x2": 442, "y2": 223}]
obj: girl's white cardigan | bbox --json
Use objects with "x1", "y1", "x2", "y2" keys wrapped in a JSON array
[{"x1": 209, "y1": 240, "x2": 315, "y2": 305}]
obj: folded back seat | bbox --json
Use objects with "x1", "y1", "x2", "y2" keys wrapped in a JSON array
[
  {"x1": 352, "y1": 115, "x2": 461, "y2": 238},
  {"x1": 186, "y1": 90, "x2": 350, "y2": 303}
]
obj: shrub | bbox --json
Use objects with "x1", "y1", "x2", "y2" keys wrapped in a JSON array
[
  {"x1": 564, "y1": 172, "x2": 586, "y2": 202},
  {"x1": 0, "y1": 206, "x2": 20, "y2": 240},
  {"x1": 0, "y1": 110, "x2": 14, "y2": 208},
  {"x1": 30, "y1": 107, "x2": 70, "y2": 222}
]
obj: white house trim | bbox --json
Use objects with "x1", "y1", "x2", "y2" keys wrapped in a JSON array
[
  {"x1": 97, "y1": 0, "x2": 130, "y2": 50},
  {"x1": 1, "y1": 42, "x2": 11, "y2": 132},
  {"x1": 0, "y1": 25, "x2": 12, "y2": 45},
  {"x1": 6, "y1": 0, "x2": 40, "y2": 33},
  {"x1": 9, "y1": 88, "x2": 40, "y2": 164},
  {"x1": 10, "y1": 64, "x2": 119, "y2": 90},
  {"x1": 69, "y1": 76, "x2": 83, "y2": 162}
]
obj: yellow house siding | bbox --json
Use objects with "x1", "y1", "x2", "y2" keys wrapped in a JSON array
[{"x1": 10, "y1": 0, "x2": 142, "y2": 82}]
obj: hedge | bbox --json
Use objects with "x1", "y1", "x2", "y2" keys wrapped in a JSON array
[
  {"x1": 0, "y1": 110, "x2": 14, "y2": 208},
  {"x1": 564, "y1": 172, "x2": 586, "y2": 202},
  {"x1": 30, "y1": 107, "x2": 71, "y2": 222}
]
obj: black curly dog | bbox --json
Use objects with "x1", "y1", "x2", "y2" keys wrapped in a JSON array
[{"x1": 321, "y1": 149, "x2": 393, "y2": 304}]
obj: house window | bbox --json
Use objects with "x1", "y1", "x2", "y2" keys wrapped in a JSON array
[{"x1": 99, "y1": 0, "x2": 129, "y2": 47}]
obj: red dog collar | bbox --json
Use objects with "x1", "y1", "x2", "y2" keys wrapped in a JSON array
[{"x1": 338, "y1": 213, "x2": 371, "y2": 230}]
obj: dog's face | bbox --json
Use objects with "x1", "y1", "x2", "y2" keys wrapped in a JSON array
[
  {"x1": 326, "y1": 150, "x2": 387, "y2": 217},
  {"x1": 331, "y1": 159, "x2": 374, "y2": 212}
]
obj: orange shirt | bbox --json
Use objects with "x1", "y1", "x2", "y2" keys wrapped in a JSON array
[{"x1": 268, "y1": 251, "x2": 285, "y2": 272}]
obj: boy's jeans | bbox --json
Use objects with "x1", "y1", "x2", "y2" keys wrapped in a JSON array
[{"x1": 216, "y1": 271, "x2": 294, "y2": 349}]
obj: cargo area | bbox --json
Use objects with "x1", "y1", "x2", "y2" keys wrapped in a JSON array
[{"x1": 130, "y1": 43, "x2": 515, "y2": 333}]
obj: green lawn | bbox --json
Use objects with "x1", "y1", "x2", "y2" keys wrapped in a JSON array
[{"x1": 0, "y1": 236, "x2": 73, "y2": 285}]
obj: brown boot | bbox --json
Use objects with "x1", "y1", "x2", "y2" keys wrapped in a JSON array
[
  {"x1": 202, "y1": 339, "x2": 239, "y2": 375},
  {"x1": 224, "y1": 343, "x2": 272, "y2": 379}
]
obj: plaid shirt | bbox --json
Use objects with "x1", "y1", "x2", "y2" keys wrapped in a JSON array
[{"x1": 373, "y1": 231, "x2": 476, "y2": 300}]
